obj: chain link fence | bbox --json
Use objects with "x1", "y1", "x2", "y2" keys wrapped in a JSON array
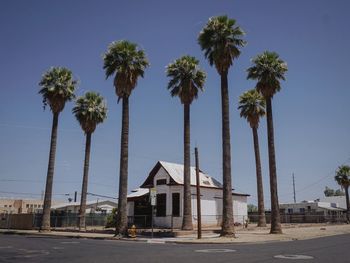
[
  {"x1": 0, "y1": 212, "x2": 111, "y2": 230},
  {"x1": 1, "y1": 212, "x2": 348, "y2": 230},
  {"x1": 248, "y1": 212, "x2": 348, "y2": 224}
]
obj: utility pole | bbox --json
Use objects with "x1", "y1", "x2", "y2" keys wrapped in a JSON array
[
  {"x1": 74, "y1": 191, "x2": 77, "y2": 202},
  {"x1": 292, "y1": 173, "x2": 296, "y2": 203},
  {"x1": 195, "y1": 147, "x2": 202, "y2": 239}
]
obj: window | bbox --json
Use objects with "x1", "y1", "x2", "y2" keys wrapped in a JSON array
[
  {"x1": 288, "y1": 208, "x2": 293, "y2": 214},
  {"x1": 34, "y1": 205, "x2": 37, "y2": 208},
  {"x1": 156, "y1": 194, "x2": 166, "y2": 217},
  {"x1": 307, "y1": 206, "x2": 311, "y2": 211},
  {"x1": 26, "y1": 204, "x2": 29, "y2": 208},
  {"x1": 4, "y1": 205, "x2": 7, "y2": 207},
  {"x1": 30, "y1": 204, "x2": 33, "y2": 208},
  {"x1": 300, "y1": 208, "x2": 305, "y2": 213},
  {"x1": 172, "y1": 193, "x2": 180, "y2": 217},
  {"x1": 9, "y1": 205, "x2": 12, "y2": 208},
  {"x1": 156, "y1": 179, "x2": 167, "y2": 185}
]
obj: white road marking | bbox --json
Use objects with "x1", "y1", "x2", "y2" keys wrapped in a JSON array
[
  {"x1": 195, "y1": 249, "x2": 236, "y2": 253},
  {"x1": 274, "y1": 254, "x2": 314, "y2": 260},
  {"x1": 0, "y1": 246, "x2": 13, "y2": 249},
  {"x1": 60, "y1": 241, "x2": 80, "y2": 244},
  {"x1": 147, "y1": 240, "x2": 166, "y2": 244},
  {"x1": 15, "y1": 249, "x2": 50, "y2": 258},
  {"x1": 52, "y1": 246, "x2": 65, "y2": 250}
]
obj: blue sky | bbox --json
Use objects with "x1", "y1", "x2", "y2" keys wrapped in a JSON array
[{"x1": 0, "y1": 0, "x2": 349, "y2": 208}]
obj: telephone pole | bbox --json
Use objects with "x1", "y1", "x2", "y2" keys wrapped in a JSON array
[
  {"x1": 292, "y1": 173, "x2": 296, "y2": 203},
  {"x1": 195, "y1": 147, "x2": 202, "y2": 239}
]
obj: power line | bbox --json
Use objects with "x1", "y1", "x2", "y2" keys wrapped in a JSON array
[
  {"x1": 86, "y1": 192, "x2": 117, "y2": 200},
  {"x1": 0, "y1": 190, "x2": 69, "y2": 196},
  {"x1": 0, "y1": 179, "x2": 116, "y2": 189}
]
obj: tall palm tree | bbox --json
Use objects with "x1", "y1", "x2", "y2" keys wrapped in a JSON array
[
  {"x1": 73, "y1": 92, "x2": 107, "y2": 231},
  {"x1": 103, "y1": 40, "x2": 149, "y2": 236},
  {"x1": 39, "y1": 67, "x2": 77, "y2": 231},
  {"x1": 247, "y1": 51, "x2": 288, "y2": 234},
  {"x1": 198, "y1": 15, "x2": 246, "y2": 237},
  {"x1": 238, "y1": 89, "x2": 266, "y2": 227},
  {"x1": 335, "y1": 165, "x2": 350, "y2": 222},
  {"x1": 166, "y1": 56, "x2": 206, "y2": 230}
]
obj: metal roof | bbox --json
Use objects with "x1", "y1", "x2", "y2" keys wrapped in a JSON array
[
  {"x1": 159, "y1": 161, "x2": 223, "y2": 189},
  {"x1": 127, "y1": 188, "x2": 149, "y2": 198}
]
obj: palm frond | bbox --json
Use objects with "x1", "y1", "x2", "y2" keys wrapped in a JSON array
[
  {"x1": 238, "y1": 89, "x2": 265, "y2": 128},
  {"x1": 166, "y1": 56, "x2": 206, "y2": 104},
  {"x1": 335, "y1": 165, "x2": 350, "y2": 188},
  {"x1": 198, "y1": 15, "x2": 246, "y2": 75},
  {"x1": 103, "y1": 40, "x2": 149, "y2": 101},
  {"x1": 247, "y1": 51, "x2": 287, "y2": 98},
  {"x1": 39, "y1": 67, "x2": 77, "y2": 113},
  {"x1": 72, "y1": 91, "x2": 107, "y2": 134}
]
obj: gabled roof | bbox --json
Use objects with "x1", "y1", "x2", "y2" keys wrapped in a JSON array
[{"x1": 141, "y1": 161, "x2": 222, "y2": 189}]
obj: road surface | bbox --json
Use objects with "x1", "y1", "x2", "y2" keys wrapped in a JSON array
[{"x1": 0, "y1": 234, "x2": 349, "y2": 262}]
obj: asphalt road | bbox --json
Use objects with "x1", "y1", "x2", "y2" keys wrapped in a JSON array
[{"x1": 0, "y1": 234, "x2": 349, "y2": 263}]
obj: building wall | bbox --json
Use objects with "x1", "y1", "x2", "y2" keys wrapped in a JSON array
[
  {"x1": 0, "y1": 199, "x2": 46, "y2": 214},
  {"x1": 280, "y1": 203, "x2": 319, "y2": 214},
  {"x1": 280, "y1": 202, "x2": 344, "y2": 215}
]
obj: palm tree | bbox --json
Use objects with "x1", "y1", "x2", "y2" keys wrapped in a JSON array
[
  {"x1": 198, "y1": 15, "x2": 246, "y2": 237},
  {"x1": 39, "y1": 67, "x2": 77, "y2": 231},
  {"x1": 335, "y1": 165, "x2": 350, "y2": 222},
  {"x1": 166, "y1": 56, "x2": 206, "y2": 230},
  {"x1": 247, "y1": 51, "x2": 288, "y2": 234},
  {"x1": 103, "y1": 40, "x2": 149, "y2": 236},
  {"x1": 73, "y1": 92, "x2": 107, "y2": 231},
  {"x1": 238, "y1": 89, "x2": 266, "y2": 227}
]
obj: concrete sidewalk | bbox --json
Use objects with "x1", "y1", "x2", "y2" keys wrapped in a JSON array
[{"x1": 1, "y1": 224, "x2": 350, "y2": 244}]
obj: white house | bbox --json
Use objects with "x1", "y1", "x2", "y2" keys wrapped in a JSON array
[{"x1": 127, "y1": 161, "x2": 249, "y2": 228}]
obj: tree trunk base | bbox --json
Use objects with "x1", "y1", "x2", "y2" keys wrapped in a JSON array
[
  {"x1": 270, "y1": 229, "x2": 283, "y2": 234},
  {"x1": 257, "y1": 223, "x2": 267, "y2": 227},
  {"x1": 220, "y1": 232, "x2": 236, "y2": 238},
  {"x1": 181, "y1": 226, "x2": 194, "y2": 231},
  {"x1": 39, "y1": 228, "x2": 51, "y2": 233}
]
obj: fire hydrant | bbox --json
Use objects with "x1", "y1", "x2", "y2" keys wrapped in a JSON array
[
  {"x1": 129, "y1": 225, "x2": 137, "y2": 238},
  {"x1": 245, "y1": 218, "x2": 249, "y2": 228}
]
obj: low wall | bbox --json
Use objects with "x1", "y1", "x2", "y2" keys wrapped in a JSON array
[{"x1": 0, "y1": 214, "x2": 35, "y2": 230}]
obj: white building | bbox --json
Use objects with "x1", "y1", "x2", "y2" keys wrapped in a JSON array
[
  {"x1": 51, "y1": 200, "x2": 117, "y2": 214},
  {"x1": 127, "y1": 161, "x2": 249, "y2": 228},
  {"x1": 320, "y1": 196, "x2": 347, "y2": 210},
  {"x1": 280, "y1": 200, "x2": 345, "y2": 216}
]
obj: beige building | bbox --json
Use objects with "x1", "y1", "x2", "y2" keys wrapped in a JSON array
[{"x1": 0, "y1": 198, "x2": 62, "y2": 214}]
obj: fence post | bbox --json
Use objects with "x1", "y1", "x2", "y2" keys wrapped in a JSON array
[
  {"x1": 171, "y1": 215, "x2": 173, "y2": 232},
  {"x1": 6, "y1": 214, "x2": 10, "y2": 230}
]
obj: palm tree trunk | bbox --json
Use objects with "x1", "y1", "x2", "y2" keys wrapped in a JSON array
[
  {"x1": 182, "y1": 103, "x2": 193, "y2": 230},
  {"x1": 252, "y1": 127, "x2": 266, "y2": 227},
  {"x1": 266, "y1": 97, "x2": 282, "y2": 234},
  {"x1": 220, "y1": 71, "x2": 235, "y2": 237},
  {"x1": 41, "y1": 112, "x2": 59, "y2": 232},
  {"x1": 115, "y1": 96, "x2": 129, "y2": 236},
  {"x1": 78, "y1": 132, "x2": 92, "y2": 231},
  {"x1": 345, "y1": 186, "x2": 350, "y2": 223}
]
